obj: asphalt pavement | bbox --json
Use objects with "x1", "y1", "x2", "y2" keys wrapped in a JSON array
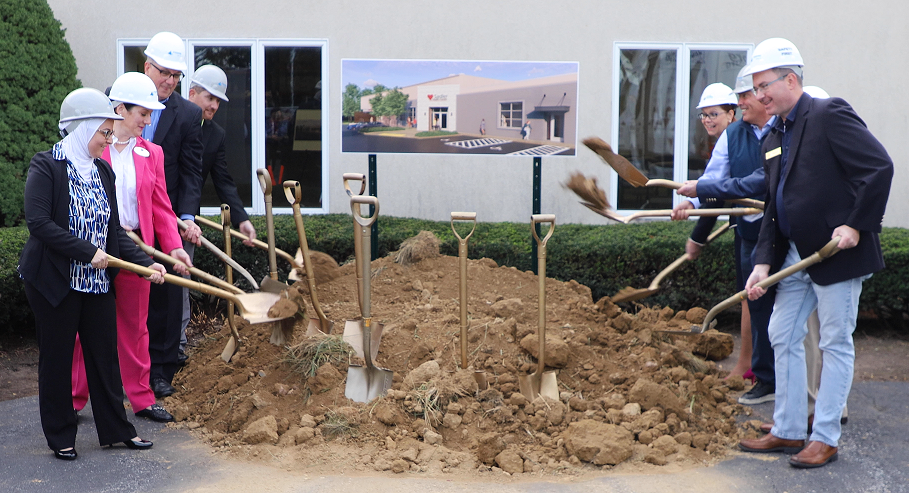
[{"x1": 1, "y1": 382, "x2": 907, "y2": 493}]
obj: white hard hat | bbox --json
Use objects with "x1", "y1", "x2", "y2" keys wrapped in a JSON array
[
  {"x1": 143, "y1": 32, "x2": 187, "y2": 72},
  {"x1": 191, "y1": 65, "x2": 229, "y2": 101},
  {"x1": 733, "y1": 65, "x2": 754, "y2": 94},
  {"x1": 743, "y1": 38, "x2": 804, "y2": 76},
  {"x1": 697, "y1": 83, "x2": 737, "y2": 109},
  {"x1": 109, "y1": 72, "x2": 165, "y2": 110},
  {"x1": 803, "y1": 86, "x2": 829, "y2": 99},
  {"x1": 59, "y1": 88, "x2": 123, "y2": 136}
]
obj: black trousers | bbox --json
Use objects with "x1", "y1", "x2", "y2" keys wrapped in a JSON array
[
  {"x1": 147, "y1": 261, "x2": 182, "y2": 384},
  {"x1": 25, "y1": 282, "x2": 137, "y2": 450}
]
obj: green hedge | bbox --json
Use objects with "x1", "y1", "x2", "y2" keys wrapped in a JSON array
[{"x1": 2, "y1": 219, "x2": 907, "y2": 337}]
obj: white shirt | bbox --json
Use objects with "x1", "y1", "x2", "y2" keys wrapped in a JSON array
[{"x1": 108, "y1": 138, "x2": 140, "y2": 230}]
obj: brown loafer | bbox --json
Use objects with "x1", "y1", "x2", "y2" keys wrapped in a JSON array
[
  {"x1": 789, "y1": 440, "x2": 838, "y2": 468},
  {"x1": 739, "y1": 433, "x2": 805, "y2": 454}
]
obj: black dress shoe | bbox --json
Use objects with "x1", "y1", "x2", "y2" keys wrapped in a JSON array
[
  {"x1": 123, "y1": 438, "x2": 153, "y2": 450},
  {"x1": 151, "y1": 378, "x2": 175, "y2": 398},
  {"x1": 53, "y1": 448, "x2": 77, "y2": 460},
  {"x1": 135, "y1": 403, "x2": 174, "y2": 423}
]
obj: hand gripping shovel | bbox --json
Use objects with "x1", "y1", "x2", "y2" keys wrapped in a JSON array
[
  {"x1": 193, "y1": 215, "x2": 301, "y2": 273},
  {"x1": 343, "y1": 173, "x2": 368, "y2": 314},
  {"x1": 582, "y1": 137, "x2": 764, "y2": 210},
  {"x1": 126, "y1": 230, "x2": 243, "y2": 295},
  {"x1": 178, "y1": 217, "x2": 259, "y2": 290},
  {"x1": 219, "y1": 205, "x2": 244, "y2": 360},
  {"x1": 106, "y1": 257, "x2": 291, "y2": 325},
  {"x1": 451, "y1": 212, "x2": 488, "y2": 390},
  {"x1": 611, "y1": 222, "x2": 731, "y2": 303},
  {"x1": 666, "y1": 237, "x2": 843, "y2": 336},
  {"x1": 344, "y1": 195, "x2": 393, "y2": 403},
  {"x1": 519, "y1": 214, "x2": 560, "y2": 401},
  {"x1": 283, "y1": 180, "x2": 333, "y2": 336}
]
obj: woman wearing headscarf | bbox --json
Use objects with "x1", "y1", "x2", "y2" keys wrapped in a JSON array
[
  {"x1": 19, "y1": 88, "x2": 167, "y2": 460},
  {"x1": 71, "y1": 73, "x2": 192, "y2": 424}
]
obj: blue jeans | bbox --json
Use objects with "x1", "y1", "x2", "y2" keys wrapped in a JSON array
[{"x1": 768, "y1": 241, "x2": 867, "y2": 446}]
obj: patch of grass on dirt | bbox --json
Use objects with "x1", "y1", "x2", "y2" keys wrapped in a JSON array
[
  {"x1": 281, "y1": 336, "x2": 353, "y2": 377},
  {"x1": 410, "y1": 383, "x2": 443, "y2": 427},
  {"x1": 415, "y1": 130, "x2": 458, "y2": 137},
  {"x1": 321, "y1": 409, "x2": 358, "y2": 439}
]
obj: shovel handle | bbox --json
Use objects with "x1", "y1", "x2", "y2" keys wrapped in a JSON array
[
  {"x1": 646, "y1": 179, "x2": 764, "y2": 209},
  {"x1": 343, "y1": 173, "x2": 367, "y2": 196},
  {"x1": 257, "y1": 168, "x2": 278, "y2": 281},
  {"x1": 283, "y1": 180, "x2": 331, "y2": 331},
  {"x1": 531, "y1": 214, "x2": 556, "y2": 249},
  {"x1": 193, "y1": 215, "x2": 300, "y2": 270},
  {"x1": 696, "y1": 237, "x2": 842, "y2": 333},
  {"x1": 450, "y1": 212, "x2": 477, "y2": 242},
  {"x1": 283, "y1": 180, "x2": 302, "y2": 206},
  {"x1": 451, "y1": 211, "x2": 477, "y2": 369},
  {"x1": 177, "y1": 218, "x2": 259, "y2": 290},
  {"x1": 108, "y1": 257, "x2": 241, "y2": 305},
  {"x1": 126, "y1": 230, "x2": 243, "y2": 294},
  {"x1": 351, "y1": 195, "x2": 379, "y2": 228}
]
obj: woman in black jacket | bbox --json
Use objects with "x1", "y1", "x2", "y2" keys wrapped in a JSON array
[{"x1": 19, "y1": 88, "x2": 167, "y2": 460}]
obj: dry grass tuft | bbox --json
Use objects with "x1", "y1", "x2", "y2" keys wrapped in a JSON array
[
  {"x1": 321, "y1": 409, "x2": 359, "y2": 439},
  {"x1": 395, "y1": 230, "x2": 440, "y2": 266},
  {"x1": 281, "y1": 335, "x2": 353, "y2": 377},
  {"x1": 563, "y1": 172, "x2": 610, "y2": 211}
]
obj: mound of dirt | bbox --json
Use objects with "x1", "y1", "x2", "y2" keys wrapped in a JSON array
[{"x1": 167, "y1": 235, "x2": 749, "y2": 479}]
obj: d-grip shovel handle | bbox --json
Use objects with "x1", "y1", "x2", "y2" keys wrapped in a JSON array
[
  {"x1": 351, "y1": 195, "x2": 379, "y2": 228},
  {"x1": 351, "y1": 195, "x2": 379, "y2": 318},
  {"x1": 257, "y1": 169, "x2": 278, "y2": 281},
  {"x1": 695, "y1": 237, "x2": 842, "y2": 333},
  {"x1": 283, "y1": 180, "x2": 302, "y2": 205},
  {"x1": 531, "y1": 214, "x2": 556, "y2": 249},
  {"x1": 450, "y1": 212, "x2": 477, "y2": 242},
  {"x1": 451, "y1": 212, "x2": 477, "y2": 369},
  {"x1": 343, "y1": 173, "x2": 367, "y2": 196}
]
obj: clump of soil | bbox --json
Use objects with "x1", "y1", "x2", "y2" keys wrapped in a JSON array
[{"x1": 168, "y1": 233, "x2": 748, "y2": 478}]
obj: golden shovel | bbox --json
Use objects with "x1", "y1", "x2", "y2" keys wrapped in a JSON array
[
  {"x1": 518, "y1": 214, "x2": 560, "y2": 401},
  {"x1": 219, "y1": 205, "x2": 244, "y2": 360},
  {"x1": 451, "y1": 212, "x2": 488, "y2": 390},
  {"x1": 344, "y1": 195, "x2": 393, "y2": 403},
  {"x1": 283, "y1": 180, "x2": 333, "y2": 336}
]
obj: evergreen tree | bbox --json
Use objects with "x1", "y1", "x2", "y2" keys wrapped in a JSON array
[{"x1": 0, "y1": 0, "x2": 80, "y2": 226}]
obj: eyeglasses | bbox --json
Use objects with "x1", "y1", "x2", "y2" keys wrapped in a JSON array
[
  {"x1": 149, "y1": 61, "x2": 183, "y2": 82},
  {"x1": 96, "y1": 128, "x2": 115, "y2": 141},
  {"x1": 752, "y1": 74, "x2": 787, "y2": 96},
  {"x1": 698, "y1": 111, "x2": 722, "y2": 121}
]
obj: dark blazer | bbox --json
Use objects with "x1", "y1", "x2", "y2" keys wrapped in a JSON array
[
  {"x1": 201, "y1": 119, "x2": 249, "y2": 224},
  {"x1": 19, "y1": 151, "x2": 154, "y2": 307},
  {"x1": 152, "y1": 92, "x2": 204, "y2": 217},
  {"x1": 755, "y1": 93, "x2": 893, "y2": 286}
]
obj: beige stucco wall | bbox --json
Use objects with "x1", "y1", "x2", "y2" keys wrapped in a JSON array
[{"x1": 46, "y1": 0, "x2": 908, "y2": 227}]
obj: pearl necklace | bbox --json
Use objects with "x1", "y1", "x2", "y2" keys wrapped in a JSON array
[{"x1": 114, "y1": 136, "x2": 132, "y2": 145}]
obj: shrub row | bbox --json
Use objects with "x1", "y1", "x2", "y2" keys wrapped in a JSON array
[{"x1": 1, "y1": 218, "x2": 906, "y2": 337}]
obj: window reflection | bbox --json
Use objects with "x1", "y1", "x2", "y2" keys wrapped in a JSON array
[
  {"x1": 264, "y1": 46, "x2": 323, "y2": 208},
  {"x1": 617, "y1": 49, "x2": 675, "y2": 210}
]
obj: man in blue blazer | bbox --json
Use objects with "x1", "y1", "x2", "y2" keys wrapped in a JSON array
[
  {"x1": 140, "y1": 32, "x2": 204, "y2": 397},
  {"x1": 738, "y1": 38, "x2": 893, "y2": 468}
]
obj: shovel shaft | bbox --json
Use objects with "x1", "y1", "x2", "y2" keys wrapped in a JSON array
[
  {"x1": 451, "y1": 212, "x2": 477, "y2": 369},
  {"x1": 531, "y1": 214, "x2": 555, "y2": 378},
  {"x1": 126, "y1": 230, "x2": 243, "y2": 294},
  {"x1": 178, "y1": 217, "x2": 259, "y2": 289},
  {"x1": 284, "y1": 180, "x2": 330, "y2": 331},
  {"x1": 257, "y1": 169, "x2": 278, "y2": 281},
  {"x1": 650, "y1": 222, "x2": 731, "y2": 289},
  {"x1": 194, "y1": 215, "x2": 300, "y2": 270}
]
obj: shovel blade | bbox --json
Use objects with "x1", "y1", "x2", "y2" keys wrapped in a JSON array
[
  {"x1": 344, "y1": 365, "x2": 394, "y2": 403},
  {"x1": 220, "y1": 336, "x2": 238, "y2": 363},
  {"x1": 518, "y1": 371, "x2": 559, "y2": 401},
  {"x1": 342, "y1": 319, "x2": 384, "y2": 361},
  {"x1": 305, "y1": 318, "x2": 334, "y2": 337},
  {"x1": 473, "y1": 371, "x2": 489, "y2": 391},
  {"x1": 260, "y1": 276, "x2": 289, "y2": 294},
  {"x1": 610, "y1": 286, "x2": 656, "y2": 303}
]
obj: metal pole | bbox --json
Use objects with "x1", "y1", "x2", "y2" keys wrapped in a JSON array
[
  {"x1": 369, "y1": 154, "x2": 378, "y2": 261},
  {"x1": 531, "y1": 157, "x2": 541, "y2": 274}
]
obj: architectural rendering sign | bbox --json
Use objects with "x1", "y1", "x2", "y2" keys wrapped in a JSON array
[{"x1": 342, "y1": 59, "x2": 579, "y2": 156}]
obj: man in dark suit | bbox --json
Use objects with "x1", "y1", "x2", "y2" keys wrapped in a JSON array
[
  {"x1": 182, "y1": 65, "x2": 257, "y2": 358},
  {"x1": 737, "y1": 38, "x2": 893, "y2": 468},
  {"x1": 141, "y1": 32, "x2": 204, "y2": 397}
]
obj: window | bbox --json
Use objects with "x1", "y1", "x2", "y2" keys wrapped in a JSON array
[
  {"x1": 118, "y1": 38, "x2": 329, "y2": 215},
  {"x1": 499, "y1": 101, "x2": 523, "y2": 128},
  {"x1": 612, "y1": 43, "x2": 750, "y2": 211}
]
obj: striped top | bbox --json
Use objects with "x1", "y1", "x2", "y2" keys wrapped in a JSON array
[{"x1": 54, "y1": 142, "x2": 112, "y2": 293}]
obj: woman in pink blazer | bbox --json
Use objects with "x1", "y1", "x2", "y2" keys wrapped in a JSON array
[{"x1": 72, "y1": 73, "x2": 193, "y2": 423}]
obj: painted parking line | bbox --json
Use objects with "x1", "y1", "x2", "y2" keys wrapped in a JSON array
[
  {"x1": 507, "y1": 145, "x2": 571, "y2": 156},
  {"x1": 444, "y1": 138, "x2": 509, "y2": 149}
]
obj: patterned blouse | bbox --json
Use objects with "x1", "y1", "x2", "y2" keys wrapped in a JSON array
[{"x1": 53, "y1": 142, "x2": 112, "y2": 293}]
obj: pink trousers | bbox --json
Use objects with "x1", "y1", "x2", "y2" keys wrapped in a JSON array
[{"x1": 73, "y1": 270, "x2": 155, "y2": 412}]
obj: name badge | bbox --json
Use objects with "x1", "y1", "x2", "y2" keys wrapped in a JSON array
[
  {"x1": 765, "y1": 147, "x2": 781, "y2": 159},
  {"x1": 134, "y1": 147, "x2": 150, "y2": 158}
]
